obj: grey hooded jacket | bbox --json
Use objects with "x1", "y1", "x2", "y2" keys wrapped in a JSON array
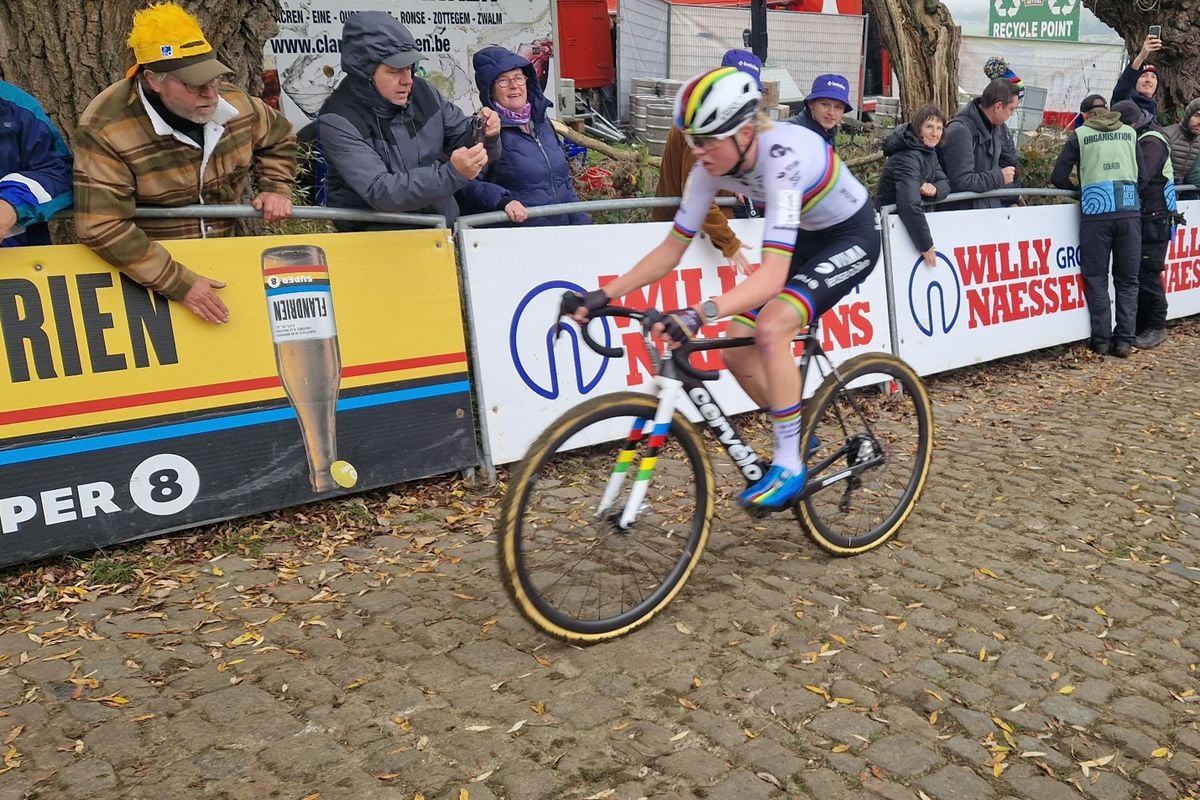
[
  {"x1": 1165, "y1": 98, "x2": 1200, "y2": 187},
  {"x1": 938, "y1": 98, "x2": 1015, "y2": 210},
  {"x1": 316, "y1": 11, "x2": 500, "y2": 229}
]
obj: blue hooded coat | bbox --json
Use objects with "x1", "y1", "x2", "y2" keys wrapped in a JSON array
[
  {"x1": 457, "y1": 47, "x2": 587, "y2": 226},
  {"x1": 0, "y1": 81, "x2": 73, "y2": 247}
]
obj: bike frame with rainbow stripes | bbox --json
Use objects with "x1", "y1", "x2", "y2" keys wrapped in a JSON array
[{"x1": 591, "y1": 321, "x2": 884, "y2": 530}]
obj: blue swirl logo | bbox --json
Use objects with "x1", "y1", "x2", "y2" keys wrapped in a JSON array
[
  {"x1": 509, "y1": 281, "x2": 612, "y2": 399},
  {"x1": 907, "y1": 252, "x2": 962, "y2": 336},
  {"x1": 1080, "y1": 184, "x2": 1118, "y2": 215}
]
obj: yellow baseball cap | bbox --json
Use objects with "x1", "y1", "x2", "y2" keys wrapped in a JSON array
[{"x1": 125, "y1": 2, "x2": 231, "y2": 84}]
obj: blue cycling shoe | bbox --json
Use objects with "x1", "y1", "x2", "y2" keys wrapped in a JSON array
[
  {"x1": 737, "y1": 464, "x2": 808, "y2": 510},
  {"x1": 807, "y1": 434, "x2": 820, "y2": 458}
]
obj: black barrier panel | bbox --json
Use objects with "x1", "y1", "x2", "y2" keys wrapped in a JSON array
[{"x1": 0, "y1": 377, "x2": 475, "y2": 567}]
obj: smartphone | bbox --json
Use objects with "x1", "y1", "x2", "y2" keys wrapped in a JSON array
[
  {"x1": 470, "y1": 114, "x2": 485, "y2": 146},
  {"x1": 1149, "y1": 25, "x2": 1162, "y2": 38}
]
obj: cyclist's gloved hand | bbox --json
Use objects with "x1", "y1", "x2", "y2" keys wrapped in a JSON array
[
  {"x1": 564, "y1": 288, "x2": 611, "y2": 321},
  {"x1": 660, "y1": 307, "x2": 702, "y2": 344}
]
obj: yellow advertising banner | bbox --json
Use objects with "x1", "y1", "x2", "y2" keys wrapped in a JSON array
[{"x1": 0, "y1": 230, "x2": 477, "y2": 566}]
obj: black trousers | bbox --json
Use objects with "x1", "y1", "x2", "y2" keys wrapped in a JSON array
[
  {"x1": 1136, "y1": 235, "x2": 1170, "y2": 334},
  {"x1": 1078, "y1": 216, "x2": 1141, "y2": 343}
]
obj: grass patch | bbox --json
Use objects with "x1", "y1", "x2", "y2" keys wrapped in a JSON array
[{"x1": 85, "y1": 558, "x2": 136, "y2": 585}]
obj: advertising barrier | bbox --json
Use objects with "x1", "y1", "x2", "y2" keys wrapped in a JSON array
[
  {"x1": 886, "y1": 200, "x2": 1200, "y2": 376},
  {"x1": 458, "y1": 220, "x2": 892, "y2": 466},
  {"x1": 0, "y1": 230, "x2": 476, "y2": 567}
]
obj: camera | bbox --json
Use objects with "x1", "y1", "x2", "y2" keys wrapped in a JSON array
[{"x1": 470, "y1": 114, "x2": 485, "y2": 146}]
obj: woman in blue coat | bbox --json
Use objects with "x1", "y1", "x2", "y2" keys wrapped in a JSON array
[
  {"x1": 458, "y1": 46, "x2": 588, "y2": 226},
  {"x1": 877, "y1": 104, "x2": 951, "y2": 267}
]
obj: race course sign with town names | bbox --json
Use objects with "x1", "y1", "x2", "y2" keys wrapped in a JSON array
[
  {"x1": 989, "y1": 0, "x2": 1080, "y2": 42},
  {"x1": 266, "y1": 0, "x2": 554, "y2": 128}
]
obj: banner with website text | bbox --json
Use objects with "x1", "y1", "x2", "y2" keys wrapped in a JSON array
[
  {"x1": 459, "y1": 221, "x2": 893, "y2": 466},
  {"x1": 887, "y1": 201, "x2": 1200, "y2": 377},
  {"x1": 0, "y1": 231, "x2": 476, "y2": 567}
]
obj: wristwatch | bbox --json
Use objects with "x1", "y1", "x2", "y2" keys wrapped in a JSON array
[{"x1": 700, "y1": 299, "x2": 721, "y2": 325}]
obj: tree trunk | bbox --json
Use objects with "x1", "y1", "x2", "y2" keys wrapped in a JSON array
[
  {"x1": 1084, "y1": 1, "x2": 1200, "y2": 116},
  {"x1": 864, "y1": 0, "x2": 961, "y2": 121},
  {"x1": 0, "y1": 0, "x2": 280, "y2": 146}
]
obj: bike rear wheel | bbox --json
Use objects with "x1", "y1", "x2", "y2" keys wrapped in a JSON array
[
  {"x1": 498, "y1": 392, "x2": 714, "y2": 643},
  {"x1": 796, "y1": 353, "x2": 933, "y2": 555}
]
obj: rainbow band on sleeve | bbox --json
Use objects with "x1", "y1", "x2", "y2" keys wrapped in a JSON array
[
  {"x1": 670, "y1": 221, "x2": 697, "y2": 244},
  {"x1": 762, "y1": 239, "x2": 795, "y2": 259},
  {"x1": 802, "y1": 145, "x2": 842, "y2": 212}
]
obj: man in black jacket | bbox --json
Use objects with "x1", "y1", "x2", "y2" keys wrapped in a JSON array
[
  {"x1": 938, "y1": 79, "x2": 1020, "y2": 210},
  {"x1": 1112, "y1": 100, "x2": 1176, "y2": 350}
]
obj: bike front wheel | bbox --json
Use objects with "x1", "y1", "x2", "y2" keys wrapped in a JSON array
[
  {"x1": 498, "y1": 392, "x2": 714, "y2": 643},
  {"x1": 796, "y1": 353, "x2": 934, "y2": 555}
]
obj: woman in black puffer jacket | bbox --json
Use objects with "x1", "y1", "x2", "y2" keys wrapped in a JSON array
[{"x1": 877, "y1": 105, "x2": 951, "y2": 266}]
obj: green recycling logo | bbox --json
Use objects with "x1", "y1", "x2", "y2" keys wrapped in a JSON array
[
  {"x1": 993, "y1": 0, "x2": 1020, "y2": 18},
  {"x1": 1047, "y1": 0, "x2": 1077, "y2": 14}
]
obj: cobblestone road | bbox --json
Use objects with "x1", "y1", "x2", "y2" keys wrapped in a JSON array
[{"x1": 1, "y1": 321, "x2": 1198, "y2": 800}]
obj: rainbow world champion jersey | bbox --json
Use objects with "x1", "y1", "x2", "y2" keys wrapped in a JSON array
[{"x1": 672, "y1": 123, "x2": 869, "y2": 259}]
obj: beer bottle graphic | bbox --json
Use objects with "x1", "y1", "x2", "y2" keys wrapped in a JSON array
[{"x1": 262, "y1": 245, "x2": 357, "y2": 493}]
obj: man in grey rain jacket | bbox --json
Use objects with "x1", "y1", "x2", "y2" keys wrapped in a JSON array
[
  {"x1": 938, "y1": 78, "x2": 1021, "y2": 210},
  {"x1": 317, "y1": 12, "x2": 501, "y2": 229}
]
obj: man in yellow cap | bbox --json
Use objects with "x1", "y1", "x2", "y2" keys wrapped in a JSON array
[{"x1": 73, "y1": 1, "x2": 297, "y2": 324}]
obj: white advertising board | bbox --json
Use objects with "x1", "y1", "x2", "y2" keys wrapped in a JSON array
[
  {"x1": 266, "y1": 0, "x2": 555, "y2": 128},
  {"x1": 459, "y1": 220, "x2": 892, "y2": 465},
  {"x1": 887, "y1": 202, "x2": 1200, "y2": 377}
]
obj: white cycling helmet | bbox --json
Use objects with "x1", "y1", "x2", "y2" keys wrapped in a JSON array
[{"x1": 674, "y1": 66, "x2": 762, "y2": 138}]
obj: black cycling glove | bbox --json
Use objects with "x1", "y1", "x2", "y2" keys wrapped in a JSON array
[{"x1": 661, "y1": 308, "x2": 702, "y2": 344}]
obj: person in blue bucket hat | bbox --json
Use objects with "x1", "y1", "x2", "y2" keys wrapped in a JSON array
[
  {"x1": 720, "y1": 49, "x2": 763, "y2": 89},
  {"x1": 788, "y1": 73, "x2": 852, "y2": 145}
]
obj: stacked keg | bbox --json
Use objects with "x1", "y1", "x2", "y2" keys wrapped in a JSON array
[{"x1": 630, "y1": 78, "x2": 682, "y2": 156}]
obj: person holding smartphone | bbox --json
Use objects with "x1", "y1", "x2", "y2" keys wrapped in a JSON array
[
  {"x1": 1111, "y1": 28, "x2": 1163, "y2": 116},
  {"x1": 455, "y1": 46, "x2": 588, "y2": 227}
]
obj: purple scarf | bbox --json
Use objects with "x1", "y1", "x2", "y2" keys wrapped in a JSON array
[{"x1": 493, "y1": 101, "x2": 532, "y2": 126}]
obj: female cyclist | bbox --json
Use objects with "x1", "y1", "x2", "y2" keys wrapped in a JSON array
[{"x1": 571, "y1": 66, "x2": 880, "y2": 510}]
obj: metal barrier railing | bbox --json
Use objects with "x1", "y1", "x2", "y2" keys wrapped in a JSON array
[
  {"x1": 128, "y1": 203, "x2": 448, "y2": 229},
  {"x1": 456, "y1": 196, "x2": 740, "y2": 228}
]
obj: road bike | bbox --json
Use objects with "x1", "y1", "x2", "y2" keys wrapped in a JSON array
[{"x1": 497, "y1": 298, "x2": 934, "y2": 643}]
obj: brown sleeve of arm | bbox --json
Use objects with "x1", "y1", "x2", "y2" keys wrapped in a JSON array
[{"x1": 652, "y1": 128, "x2": 741, "y2": 254}]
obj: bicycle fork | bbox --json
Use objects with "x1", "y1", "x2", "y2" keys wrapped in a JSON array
[{"x1": 595, "y1": 376, "x2": 685, "y2": 530}]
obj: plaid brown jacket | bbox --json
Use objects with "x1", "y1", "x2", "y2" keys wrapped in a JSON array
[{"x1": 73, "y1": 78, "x2": 296, "y2": 300}]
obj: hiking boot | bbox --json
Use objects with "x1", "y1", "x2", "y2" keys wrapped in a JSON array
[
  {"x1": 1088, "y1": 338, "x2": 1111, "y2": 356},
  {"x1": 1112, "y1": 340, "x2": 1132, "y2": 358},
  {"x1": 737, "y1": 464, "x2": 807, "y2": 510},
  {"x1": 1133, "y1": 328, "x2": 1167, "y2": 349}
]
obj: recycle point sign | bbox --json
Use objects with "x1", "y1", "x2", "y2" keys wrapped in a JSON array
[{"x1": 990, "y1": 0, "x2": 1080, "y2": 42}]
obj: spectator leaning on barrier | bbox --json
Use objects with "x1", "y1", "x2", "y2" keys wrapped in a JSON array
[
  {"x1": 1111, "y1": 33, "x2": 1161, "y2": 117},
  {"x1": 1165, "y1": 98, "x2": 1200, "y2": 193},
  {"x1": 876, "y1": 104, "x2": 950, "y2": 268},
  {"x1": 938, "y1": 78, "x2": 1020, "y2": 211},
  {"x1": 982, "y1": 57, "x2": 1023, "y2": 208},
  {"x1": 0, "y1": 80, "x2": 73, "y2": 247},
  {"x1": 456, "y1": 46, "x2": 587, "y2": 227},
  {"x1": 652, "y1": 49, "x2": 764, "y2": 274},
  {"x1": 317, "y1": 12, "x2": 501, "y2": 230},
  {"x1": 1112, "y1": 100, "x2": 1177, "y2": 351},
  {"x1": 1050, "y1": 96, "x2": 1145, "y2": 358},
  {"x1": 787, "y1": 74, "x2": 852, "y2": 146},
  {"x1": 74, "y1": 2, "x2": 296, "y2": 325}
]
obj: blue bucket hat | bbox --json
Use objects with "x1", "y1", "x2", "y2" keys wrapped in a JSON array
[
  {"x1": 806, "y1": 73, "x2": 852, "y2": 112},
  {"x1": 721, "y1": 49, "x2": 763, "y2": 89}
]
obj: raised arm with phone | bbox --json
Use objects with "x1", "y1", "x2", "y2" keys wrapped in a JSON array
[{"x1": 1110, "y1": 29, "x2": 1162, "y2": 115}]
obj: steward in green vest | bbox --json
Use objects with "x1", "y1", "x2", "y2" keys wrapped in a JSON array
[
  {"x1": 1051, "y1": 102, "x2": 1146, "y2": 357},
  {"x1": 1113, "y1": 99, "x2": 1179, "y2": 349}
]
